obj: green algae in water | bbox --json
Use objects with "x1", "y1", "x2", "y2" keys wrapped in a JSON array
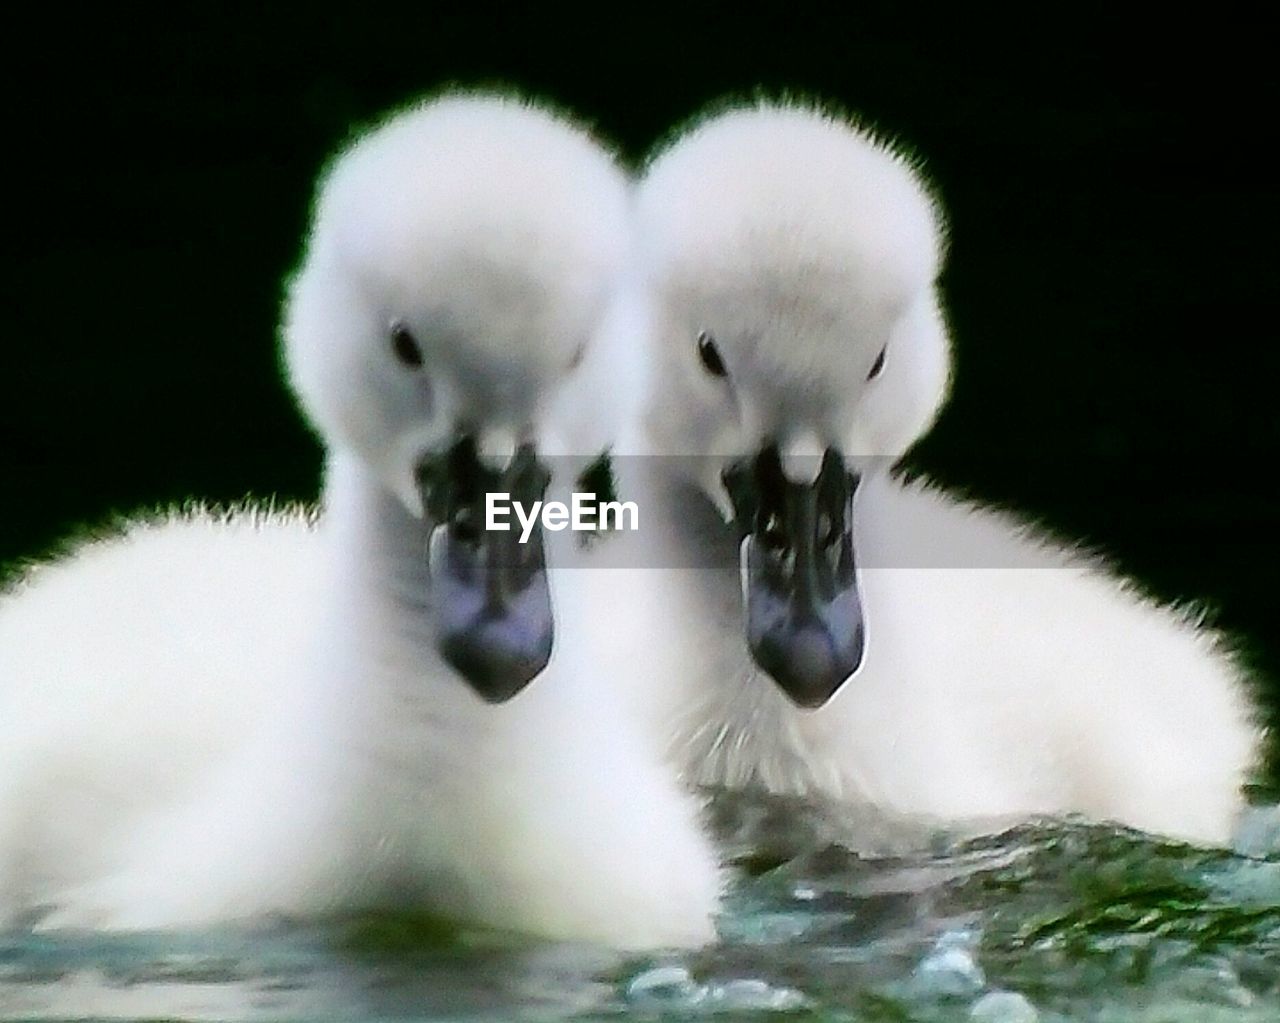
[{"x1": 1, "y1": 793, "x2": 1277, "y2": 1022}]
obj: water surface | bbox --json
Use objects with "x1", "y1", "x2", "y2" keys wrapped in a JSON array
[{"x1": 3, "y1": 792, "x2": 1277, "y2": 1022}]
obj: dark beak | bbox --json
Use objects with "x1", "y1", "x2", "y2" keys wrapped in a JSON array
[
  {"x1": 722, "y1": 446, "x2": 864, "y2": 708},
  {"x1": 416, "y1": 437, "x2": 554, "y2": 702}
]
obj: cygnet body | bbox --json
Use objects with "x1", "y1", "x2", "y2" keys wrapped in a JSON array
[
  {"x1": 602, "y1": 101, "x2": 1261, "y2": 845},
  {"x1": 0, "y1": 93, "x2": 722, "y2": 947}
]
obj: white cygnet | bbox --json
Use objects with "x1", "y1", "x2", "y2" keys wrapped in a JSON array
[
  {"x1": 0, "y1": 92, "x2": 722, "y2": 948},
  {"x1": 598, "y1": 100, "x2": 1262, "y2": 846}
]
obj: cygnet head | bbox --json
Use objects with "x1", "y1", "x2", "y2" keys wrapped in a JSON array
[
  {"x1": 284, "y1": 92, "x2": 629, "y2": 702},
  {"x1": 635, "y1": 100, "x2": 952, "y2": 708}
]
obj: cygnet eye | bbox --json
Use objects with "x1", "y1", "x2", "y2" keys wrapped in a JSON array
[
  {"x1": 697, "y1": 330, "x2": 728, "y2": 378},
  {"x1": 390, "y1": 321, "x2": 424, "y2": 369},
  {"x1": 867, "y1": 345, "x2": 887, "y2": 381}
]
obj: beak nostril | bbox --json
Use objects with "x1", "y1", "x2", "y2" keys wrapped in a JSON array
[
  {"x1": 817, "y1": 512, "x2": 836, "y2": 548},
  {"x1": 760, "y1": 512, "x2": 788, "y2": 552}
]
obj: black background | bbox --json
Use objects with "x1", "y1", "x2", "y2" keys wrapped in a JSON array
[{"x1": 5, "y1": 12, "x2": 1277, "y2": 779}]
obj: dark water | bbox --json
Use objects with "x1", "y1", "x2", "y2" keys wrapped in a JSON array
[{"x1": 3, "y1": 792, "x2": 1278, "y2": 1022}]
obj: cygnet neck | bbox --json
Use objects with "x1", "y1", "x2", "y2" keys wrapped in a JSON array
[{"x1": 317, "y1": 449, "x2": 441, "y2": 664}]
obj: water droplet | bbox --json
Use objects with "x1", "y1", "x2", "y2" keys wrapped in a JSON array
[
  {"x1": 705, "y1": 977, "x2": 808, "y2": 1011},
  {"x1": 914, "y1": 931, "x2": 985, "y2": 997},
  {"x1": 625, "y1": 964, "x2": 706, "y2": 1008},
  {"x1": 970, "y1": 990, "x2": 1039, "y2": 1023}
]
